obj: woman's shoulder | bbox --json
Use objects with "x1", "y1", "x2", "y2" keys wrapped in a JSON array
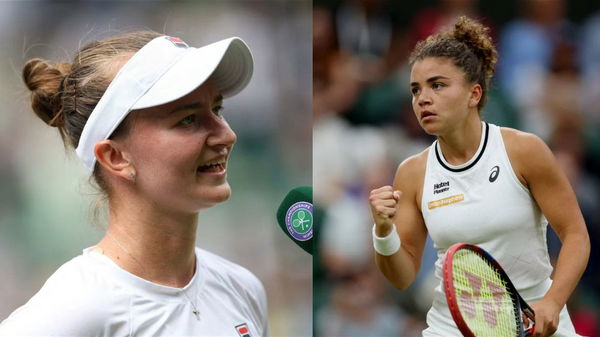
[
  {"x1": 43, "y1": 250, "x2": 124, "y2": 297},
  {"x1": 197, "y1": 248, "x2": 263, "y2": 284},
  {"x1": 393, "y1": 147, "x2": 429, "y2": 191},
  {"x1": 196, "y1": 248, "x2": 266, "y2": 296},
  {"x1": 398, "y1": 148, "x2": 429, "y2": 173},
  {"x1": 499, "y1": 127, "x2": 552, "y2": 163},
  {"x1": 499, "y1": 126, "x2": 540, "y2": 143},
  {"x1": 499, "y1": 126, "x2": 555, "y2": 185},
  {"x1": 0, "y1": 252, "x2": 118, "y2": 336},
  {"x1": 195, "y1": 248, "x2": 269, "y2": 333}
]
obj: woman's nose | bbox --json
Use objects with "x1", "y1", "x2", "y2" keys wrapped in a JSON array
[
  {"x1": 206, "y1": 118, "x2": 237, "y2": 148},
  {"x1": 418, "y1": 90, "x2": 432, "y2": 106}
]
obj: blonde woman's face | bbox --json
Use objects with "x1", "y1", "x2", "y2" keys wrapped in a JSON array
[
  {"x1": 410, "y1": 57, "x2": 475, "y2": 136},
  {"x1": 123, "y1": 80, "x2": 237, "y2": 213}
]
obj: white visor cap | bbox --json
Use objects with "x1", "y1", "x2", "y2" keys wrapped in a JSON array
[{"x1": 75, "y1": 36, "x2": 253, "y2": 172}]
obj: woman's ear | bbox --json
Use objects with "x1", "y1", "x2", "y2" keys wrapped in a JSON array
[
  {"x1": 94, "y1": 140, "x2": 135, "y2": 181},
  {"x1": 469, "y1": 83, "x2": 483, "y2": 108}
]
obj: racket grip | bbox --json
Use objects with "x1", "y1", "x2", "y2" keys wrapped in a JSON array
[
  {"x1": 524, "y1": 325, "x2": 535, "y2": 337},
  {"x1": 523, "y1": 308, "x2": 535, "y2": 336}
]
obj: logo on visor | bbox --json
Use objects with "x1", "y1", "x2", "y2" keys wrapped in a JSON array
[{"x1": 165, "y1": 36, "x2": 189, "y2": 48}]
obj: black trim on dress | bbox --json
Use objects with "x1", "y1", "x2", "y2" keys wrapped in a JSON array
[{"x1": 435, "y1": 122, "x2": 489, "y2": 172}]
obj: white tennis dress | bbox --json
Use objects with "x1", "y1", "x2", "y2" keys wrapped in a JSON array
[
  {"x1": 421, "y1": 122, "x2": 579, "y2": 337},
  {"x1": 0, "y1": 247, "x2": 269, "y2": 337}
]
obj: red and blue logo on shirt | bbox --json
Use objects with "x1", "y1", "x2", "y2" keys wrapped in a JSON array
[{"x1": 235, "y1": 323, "x2": 251, "y2": 337}]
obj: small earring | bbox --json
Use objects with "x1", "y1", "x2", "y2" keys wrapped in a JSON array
[{"x1": 129, "y1": 171, "x2": 136, "y2": 183}]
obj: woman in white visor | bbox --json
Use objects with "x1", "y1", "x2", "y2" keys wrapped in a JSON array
[{"x1": 0, "y1": 31, "x2": 267, "y2": 337}]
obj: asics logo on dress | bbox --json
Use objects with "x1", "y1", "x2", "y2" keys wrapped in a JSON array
[
  {"x1": 489, "y1": 166, "x2": 500, "y2": 183},
  {"x1": 433, "y1": 181, "x2": 450, "y2": 194}
]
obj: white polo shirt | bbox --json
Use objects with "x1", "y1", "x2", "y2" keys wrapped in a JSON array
[{"x1": 0, "y1": 247, "x2": 269, "y2": 337}]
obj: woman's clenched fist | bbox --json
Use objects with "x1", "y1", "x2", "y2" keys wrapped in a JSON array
[{"x1": 369, "y1": 186, "x2": 401, "y2": 236}]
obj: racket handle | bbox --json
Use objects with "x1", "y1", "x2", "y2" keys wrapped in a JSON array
[
  {"x1": 522, "y1": 307, "x2": 535, "y2": 336},
  {"x1": 524, "y1": 325, "x2": 535, "y2": 337}
]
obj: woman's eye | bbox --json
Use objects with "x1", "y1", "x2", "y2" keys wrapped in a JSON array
[
  {"x1": 212, "y1": 106, "x2": 224, "y2": 117},
  {"x1": 432, "y1": 82, "x2": 444, "y2": 90},
  {"x1": 179, "y1": 114, "x2": 196, "y2": 126},
  {"x1": 411, "y1": 87, "x2": 420, "y2": 95}
]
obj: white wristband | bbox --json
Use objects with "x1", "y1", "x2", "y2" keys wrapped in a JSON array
[{"x1": 372, "y1": 224, "x2": 401, "y2": 256}]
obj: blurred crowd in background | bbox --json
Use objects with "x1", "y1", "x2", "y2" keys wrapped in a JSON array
[
  {"x1": 314, "y1": 0, "x2": 600, "y2": 336},
  {"x1": 0, "y1": 1, "x2": 311, "y2": 336}
]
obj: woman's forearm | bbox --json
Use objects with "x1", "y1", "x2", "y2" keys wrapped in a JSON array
[
  {"x1": 543, "y1": 230, "x2": 590, "y2": 307},
  {"x1": 375, "y1": 246, "x2": 420, "y2": 290}
]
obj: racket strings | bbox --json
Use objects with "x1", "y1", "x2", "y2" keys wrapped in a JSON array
[{"x1": 453, "y1": 250, "x2": 519, "y2": 336}]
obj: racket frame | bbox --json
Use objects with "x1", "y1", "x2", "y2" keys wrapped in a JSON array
[{"x1": 443, "y1": 243, "x2": 535, "y2": 337}]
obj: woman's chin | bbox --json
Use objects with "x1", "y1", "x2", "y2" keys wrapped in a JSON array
[
  {"x1": 420, "y1": 122, "x2": 443, "y2": 136},
  {"x1": 212, "y1": 183, "x2": 232, "y2": 203},
  {"x1": 193, "y1": 183, "x2": 232, "y2": 209}
]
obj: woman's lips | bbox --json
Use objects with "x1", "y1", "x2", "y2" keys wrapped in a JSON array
[
  {"x1": 197, "y1": 163, "x2": 226, "y2": 176},
  {"x1": 421, "y1": 111, "x2": 436, "y2": 121}
]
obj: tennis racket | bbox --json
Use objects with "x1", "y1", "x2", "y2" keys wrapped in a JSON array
[{"x1": 443, "y1": 243, "x2": 535, "y2": 337}]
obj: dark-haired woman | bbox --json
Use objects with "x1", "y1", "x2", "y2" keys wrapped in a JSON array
[
  {"x1": 369, "y1": 17, "x2": 589, "y2": 337},
  {"x1": 0, "y1": 32, "x2": 268, "y2": 336}
]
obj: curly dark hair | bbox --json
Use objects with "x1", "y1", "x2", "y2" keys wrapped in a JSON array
[{"x1": 409, "y1": 16, "x2": 498, "y2": 111}]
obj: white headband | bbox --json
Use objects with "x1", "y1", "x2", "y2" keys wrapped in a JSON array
[{"x1": 75, "y1": 35, "x2": 253, "y2": 171}]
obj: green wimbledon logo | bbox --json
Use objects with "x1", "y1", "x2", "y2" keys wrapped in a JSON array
[{"x1": 285, "y1": 201, "x2": 313, "y2": 241}]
